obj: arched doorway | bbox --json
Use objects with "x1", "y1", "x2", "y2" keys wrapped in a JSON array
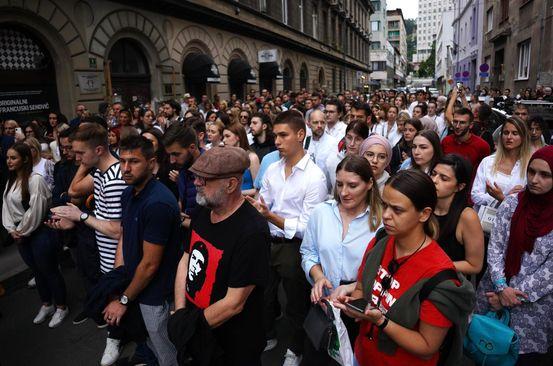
[
  {"x1": 0, "y1": 26, "x2": 59, "y2": 121},
  {"x1": 299, "y1": 63, "x2": 309, "y2": 90},
  {"x1": 182, "y1": 52, "x2": 220, "y2": 100},
  {"x1": 282, "y1": 60, "x2": 294, "y2": 92},
  {"x1": 228, "y1": 57, "x2": 255, "y2": 101},
  {"x1": 108, "y1": 38, "x2": 151, "y2": 107},
  {"x1": 318, "y1": 68, "x2": 325, "y2": 89},
  {"x1": 259, "y1": 61, "x2": 282, "y2": 94}
]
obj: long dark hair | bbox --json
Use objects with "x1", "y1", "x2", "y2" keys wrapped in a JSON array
[
  {"x1": 412, "y1": 130, "x2": 443, "y2": 172},
  {"x1": 5, "y1": 143, "x2": 34, "y2": 209},
  {"x1": 431, "y1": 154, "x2": 472, "y2": 242},
  {"x1": 335, "y1": 155, "x2": 382, "y2": 231},
  {"x1": 386, "y1": 169, "x2": 439, "y2": 239}
]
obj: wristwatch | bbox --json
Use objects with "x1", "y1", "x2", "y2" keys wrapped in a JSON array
[
  {"x1": 119, "y1": 294, "x2": 129, "y2": 306},
  {"x1": 79, "y1": 212, "x2": 89, "y2": 222},
  {"x1": 377, "y1": 316, "x2": 389, "y2": 330}
]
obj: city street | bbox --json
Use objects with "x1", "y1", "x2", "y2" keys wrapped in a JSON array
[{"x1": 0, "y1": 249, "x2": 289, "y2": 366}]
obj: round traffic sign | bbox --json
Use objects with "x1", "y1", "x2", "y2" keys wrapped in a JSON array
[
  {"x1": 462, "y1": 71, "x2": 470, "y2": 78},
  {"x1": 479, "y1": 63, "x2": 490, "y2": 72}
]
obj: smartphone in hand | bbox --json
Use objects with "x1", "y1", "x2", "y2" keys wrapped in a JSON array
[{"x1": 345, "y1": 298, "x2": 369, "y2": 313}]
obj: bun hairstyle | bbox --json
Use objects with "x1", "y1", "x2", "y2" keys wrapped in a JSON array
[{"x1": 386, "y1": 169, "x2": 439, "y2": 239}]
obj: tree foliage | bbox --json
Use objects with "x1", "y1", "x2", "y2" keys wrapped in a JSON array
[{"x1": 417, "y1": 41, "x2": 436, "y2": 77}]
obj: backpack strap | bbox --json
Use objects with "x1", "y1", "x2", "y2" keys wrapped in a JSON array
[{"x1": 419, "y1": 269, "x2": 458, "y2": 303}]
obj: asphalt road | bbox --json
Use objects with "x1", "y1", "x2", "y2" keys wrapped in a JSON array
[{"x1": 0, "y1": 250, "x2": 291, "y2": 366}]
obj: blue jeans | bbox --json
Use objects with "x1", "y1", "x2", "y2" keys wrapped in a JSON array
[{"x1": 18, "y1": 226, "x2": 67, "y2": 305}]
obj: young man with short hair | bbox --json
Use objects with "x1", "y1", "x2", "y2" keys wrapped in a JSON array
[
  {"x1": 51, "y1": 123, "x2": 127, "y2": 364},
  {"x1": 250, "y1": 113, "x2": 276, "y2": 161},
  {"x1": 323, "y1": 99, "x2": 346, "y2": 139},
  {"x1": 163, "y1": 125, "x2": 202, "y2": 228},
  {"x1": 247, "y1": 111, "x2": 327, "y2": 366},
  {"x1": 103, "y1": 135, "x2": 180, "y2": 366},
  {"x1": 441, "y1": 107, "x2": 490, "y2": 178}
]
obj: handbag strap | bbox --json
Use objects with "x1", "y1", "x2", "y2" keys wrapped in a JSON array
[{"x1": 419, "y1": 269, "x2": 459, "y2": 303}]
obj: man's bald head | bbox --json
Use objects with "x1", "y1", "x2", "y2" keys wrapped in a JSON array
[{"x1": 309, "y1": 109, "x2": 326, "y2": 139}]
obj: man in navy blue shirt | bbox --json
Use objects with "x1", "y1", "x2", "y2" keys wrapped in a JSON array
[{"x1": 103, "y1": 135, "x2": 179, "y2": 366}]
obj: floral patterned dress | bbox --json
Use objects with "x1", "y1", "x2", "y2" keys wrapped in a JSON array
[{"x1": 475, "y1": 194, "x2": 553, "y2": 354}]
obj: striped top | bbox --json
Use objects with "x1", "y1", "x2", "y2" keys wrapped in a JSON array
[{"x1": 93, "y1": 163, "x2": 126, "y2": 273}]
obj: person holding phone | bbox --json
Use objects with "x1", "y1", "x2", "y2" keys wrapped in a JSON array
[
  {"x1": 300, "y1": 155, "x2": 383, "y2": 364},
  {"x1": 334, "y1": 170, "x2": 473, "y2": 366}
]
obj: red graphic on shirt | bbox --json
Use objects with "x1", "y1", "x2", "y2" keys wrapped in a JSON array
[
  {"x1": 354, "y1": 237, "x2": 456, "y2": 366},
  {"x1": 185, "y1": 230, "x2": 224, "y2": 309}
]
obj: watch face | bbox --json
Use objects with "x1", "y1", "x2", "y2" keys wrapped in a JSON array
[
  {"x1": 120, "y1": 295, "x2": 128, "y2": 304},
  {"x1": 80, "y1": 213, "x2": 88, "y2": 221}
]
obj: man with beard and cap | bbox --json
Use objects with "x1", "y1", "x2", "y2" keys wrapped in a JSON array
[
  {"x1": 163, "y1": 125, "x2": 202, "y2": 230},
  {"x1": 441, "y1": 107, "x2": 490, "y2": 180},
  {"x1": 170, "y1": 146, "x2": 270, "y2": 366}
]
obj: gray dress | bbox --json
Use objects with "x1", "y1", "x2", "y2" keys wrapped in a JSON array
[{"x1": 475, "y1": 194, "x2": 553, "y2": 354}]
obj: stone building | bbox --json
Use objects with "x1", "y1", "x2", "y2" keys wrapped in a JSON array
[
  {"x1": 482, "y1": 0, "x2": 553, "y2": 91},
  {"x1": 452, "y1": 0, "x2": 484, "y2": 92},
  {"x1": 386, "y1": 8, "x2": 407, "y2": 86},
  {"x1": 0, "y1": 0, "x2": 373, "y2": 122}
]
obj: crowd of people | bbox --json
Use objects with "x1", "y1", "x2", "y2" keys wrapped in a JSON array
[{"x1": 0, "y1": 84, "x2": 552, "y2": 366}]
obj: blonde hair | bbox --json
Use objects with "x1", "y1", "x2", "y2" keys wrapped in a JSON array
[
  {"x1": 493, "y1": 117, "x2": 531, "y2": 178},
  {"x1": 398, "y1": 111, "x2": 410, "y2": 122}
]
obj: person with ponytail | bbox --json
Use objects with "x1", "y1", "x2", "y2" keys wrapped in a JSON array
[
  {"x1": 475, "y1": 145, "x2": 553, "y2": 365},
  {"x1": 334, "y1": 169, "x2": 474, "y2": 366},
  {"x1": 2, "y1": 142, "x2": 68, "y2": 327}
]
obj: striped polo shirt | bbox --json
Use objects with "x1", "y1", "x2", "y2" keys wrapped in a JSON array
[{"x1": 93, "y1": 162, "x2": 126, "y2": 273}]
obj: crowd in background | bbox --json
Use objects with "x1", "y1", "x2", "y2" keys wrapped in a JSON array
[{"x1": 0, "y1": 83, "x2": 552, "y2": 366}]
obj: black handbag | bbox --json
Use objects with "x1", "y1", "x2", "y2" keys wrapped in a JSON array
[{"x1": 303, "y1": 299, "x2": 337, "y2": 352}]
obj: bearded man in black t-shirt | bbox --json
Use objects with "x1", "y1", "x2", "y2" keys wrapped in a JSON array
[{"x1": 169, "y1": 146, "x2": 270, "y2": 366}]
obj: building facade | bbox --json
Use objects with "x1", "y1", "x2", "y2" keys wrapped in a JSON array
[
  {"x1": 0, "y1": 0, "x2": 373, "y2": 122},
  {"x1": 452, "y1": 0, "x2": 483, "y2": 92},
  {"x1": 482, "y1": 0, "x2": 553, "y2": 91},
  {"x1": 368, "y1": 0, "x2": 390, "y2": 89},
  {"x1": 435, "y1": 9, "x2": 454, "y2": 94},
  {"x1": 386, "y1": 8, "x2": 407, "y2": 86},
  {"x1": 415, "y1": 0, "x2": 453, "y2": 63}
]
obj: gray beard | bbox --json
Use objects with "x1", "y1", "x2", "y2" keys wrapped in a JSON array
[{"x1": 195, "y1": 193, "x2": 208, "y2": 207}]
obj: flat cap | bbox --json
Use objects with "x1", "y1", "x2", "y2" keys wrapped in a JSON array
[{"x1": 189, "y1": 146, "x2": 250, "y2": 178}]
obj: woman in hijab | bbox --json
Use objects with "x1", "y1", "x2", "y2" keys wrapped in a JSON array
[
  {"x1": 475, "y1": 145, "x2": 553, "y2": 365},
  {"x1": 359, "y1": 135, "x2": 392, "y2": 194}
]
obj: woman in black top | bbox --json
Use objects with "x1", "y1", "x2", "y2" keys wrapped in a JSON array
[
  {"x1": 390, "y1": 118, "x2": 423, "y2": 174},
  {"x1": 431, "y1": 154, "x2": 484, "y2": 275}
]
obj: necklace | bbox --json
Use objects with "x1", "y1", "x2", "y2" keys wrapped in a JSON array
[{"x1": 367, "y1": 234, "x2": 427, "y2": 340}]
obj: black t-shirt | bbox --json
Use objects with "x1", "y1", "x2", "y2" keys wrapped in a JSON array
[{"x1": 185, "y1": 201, "x2": 270, "y2": 364}]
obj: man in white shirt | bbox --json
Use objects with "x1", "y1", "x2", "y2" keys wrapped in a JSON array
[
  {"x1": 307, "y1": 110, "x2": 339, "y2": 192},
  {"x1": 408, "y1": 89, "x2": 427, "y2": 116},
  {"x1": 428, "y1": 101, "x2": 447, "y2": 138},
  {"x1": 323, "y1": 99, "x2": 347, "y2": 140},
  {"x1": 246, "y1": 111, "x2": 327, "y2": 366}
]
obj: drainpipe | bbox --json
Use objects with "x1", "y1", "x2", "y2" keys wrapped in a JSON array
[{"x1": 536, "y1": 0, "x2": 547, "y2": 85}]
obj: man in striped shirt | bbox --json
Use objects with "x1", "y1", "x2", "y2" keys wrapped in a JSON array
[
  {"x1": 53, "y1": 123, "x2": 128, "y2": 365},
  {"x1": 56, "y1": 123, "x2": 126, "y2": 273}
]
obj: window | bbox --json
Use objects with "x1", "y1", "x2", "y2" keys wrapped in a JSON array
[
  {"x1": 282, "y1": 0, "x2": 288, "y2": 24},
  {"x1": 259, "y1": 0, "x2": 267, "y2": 13},
  {"x1": 312, "y1": 3, "x2": 319, "y2": 39},
  {"x1": 371, "y1": 21, "x2": 380, "y2": 31},
  {"x1": 371, "y1": 41, "x2": 381, "y2": 50},
  {"x1": 371, "y1": 1, "x2": 380, "y2": 11},
  {"x1": 388, "y1": 31, "x2": 400, "y2": 38},
  {"x1": 486, "y1": 8, "x2": 493, "y2": 32},
  {"x1": 371, "y1": 61, "x2": 386, "y2": 71},
  {"x1": 517, "y1": 39, "x2": 531, "y2": 79}
]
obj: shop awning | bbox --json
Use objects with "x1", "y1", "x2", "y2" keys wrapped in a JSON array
[
  {"x1": 228, "y1": 59, "x2": 257, "y2": 84},
  {"x1": 259, "y1": 62, "x2": 283, "y2": 80},
  {"x1": 183, "y1": 53, "x2": 220, "y2": 83}
]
